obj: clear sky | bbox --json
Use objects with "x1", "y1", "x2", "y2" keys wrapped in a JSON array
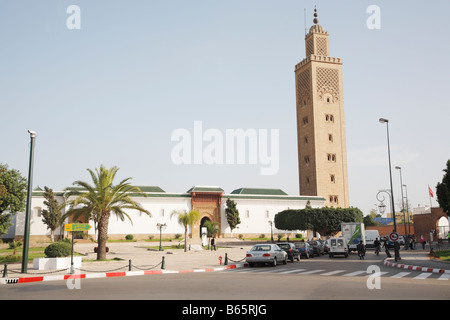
[{"x1": 1, "y1": 0, "x2": 449, "y2": 217}]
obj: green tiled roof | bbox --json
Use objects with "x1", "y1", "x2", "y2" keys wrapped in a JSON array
[
  {"x1": 135, "y1": 186, "x2": 165, "y2": 193},
  {"x1": 186, "y1": 186, "x2": 224, "y2": 193},
  {"x1": 230, "y1": 188, "x2": 288, "y2": 196}
]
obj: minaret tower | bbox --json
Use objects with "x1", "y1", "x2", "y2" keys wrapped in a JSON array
[{"x1": 295, "y1": 8, "x2": 349, "y2": 207}]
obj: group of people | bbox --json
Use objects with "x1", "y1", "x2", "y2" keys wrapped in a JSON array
[{"x1": 358, "y1": 237, "x2": 401, "y2": 261}]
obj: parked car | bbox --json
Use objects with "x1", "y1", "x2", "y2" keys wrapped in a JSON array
[
  {"x1": 295, "y1": 242, "x2": 312, "y2": 259},
  {"x1": 246, "y1": 244, "x2": 288, "y2": 267},
  {"x1": 277, "y1": 243, "x2": 300, "y2": 262},
  {"x1": 308, "y1": 240, "x2": 325, "y2": 256},
  {"x1": 328, "y1": 237, "x2": 349, "y2": 258}
]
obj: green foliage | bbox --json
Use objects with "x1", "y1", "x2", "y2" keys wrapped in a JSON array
[
  {"x1": 436, "y1": 159, "x2": 450, "y2": 215},
  {"x1": 0, "y1": 164, "x2": 27, "y2": 236},
  {"x1": 41, "y1": 186, "x2": 63, "y2": 238},
  {"x1": 225, "y1": 198, "x2": 241, "y2": 232},
  {"x1": 62, "y1": 165, "x2": 151, "y2": 260},
  {"x1": 274, "y1": 207, "x2": 364, "y2": 236},
  {"x1": 8, "y1": 240, "x2": 22, "y2": 255},
  {"x1": 44, "y1": 241, "x2": 72, "y2": 258},
  {"x1": 125, "y1": 234, "x2": 134, "y2": 240}
]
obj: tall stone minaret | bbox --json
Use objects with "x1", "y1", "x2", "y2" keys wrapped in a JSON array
[{"x1": 295, "y1": 8, "x2": 349, "y2": 208}]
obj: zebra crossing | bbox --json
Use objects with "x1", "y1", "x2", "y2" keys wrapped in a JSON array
[{"x1": 227, "y1": 266, "x2": 450, "y2": 281}]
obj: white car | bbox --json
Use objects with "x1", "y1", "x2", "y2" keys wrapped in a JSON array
[
  {"x1": 246, "y1": 243, "x2": 288, "y2": 267},
  {"x1": 328, "y1": 237, "x2": 349, "y2": 258}
]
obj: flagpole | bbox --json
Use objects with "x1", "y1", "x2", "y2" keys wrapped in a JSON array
[{"x1": 428, "y1": 185, "x2": 433, "y2": 208}]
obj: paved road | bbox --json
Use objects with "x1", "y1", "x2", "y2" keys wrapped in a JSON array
[{"x1": 2, "y1": 253, "x2": 448, "y2": 301}]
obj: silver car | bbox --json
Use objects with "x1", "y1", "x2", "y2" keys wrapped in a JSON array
[{"x1": 245, "y1": 244, "x2": 288, "y2": 267}]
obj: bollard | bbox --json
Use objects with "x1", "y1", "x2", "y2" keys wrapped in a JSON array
[
  {"x1": 219, "y1": 256, "x2": 222, "y2": 265},
  {"x1": 161, "y1": 256, "x2": 165, "y2": 269},
  {"x1": 224, "y1": 253, "x2": 228, "y2": 265},
  {"x1": 2, "y1": 264, "x2": 7, "y2": 278},
  {"x1": 128, "y1": 259, "x2": 132, "y2": 271}
]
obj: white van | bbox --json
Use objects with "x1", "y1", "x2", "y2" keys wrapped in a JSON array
[
  {"x1": 365, "y1": 230, "x2": 380, "y2": 248},
  {"x1": 328, "y1": 237, "x2": 349, "y2": 258}
]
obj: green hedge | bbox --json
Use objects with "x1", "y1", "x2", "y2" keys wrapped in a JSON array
[
  {"x1": 274, "y1": 207, "x2": 363, "y2": 236},
  {"x1": 44, "y1": 242, "x2": 72, "y2": 258}
]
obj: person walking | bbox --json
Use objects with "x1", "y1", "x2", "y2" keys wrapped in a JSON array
[
  {"x1": 382, "y1": 237, "x2": 392, "y2": 258},
  {"x1": 210, "y1": 237, "x2": 216, "y2": 251},
  {"x1": 420, "y1": 235, "x2": 426, "y2": 250},
  {"x1": 357, "y1": 240, "x2": 365, "y2": 260}
]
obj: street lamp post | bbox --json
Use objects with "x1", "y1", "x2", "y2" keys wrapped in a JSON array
[
  {"x1": 21, "y1": 130, "x2": 37, "y2": 273},
  {"x1": 379, "y1": 118, "x2": 397, "y2": 232},
  {"x1": 268, "y1": 221, "x2": 273, "y2": 243},
  {"x1": 395, "y1": 166, "x2": 408, "y2": 239},
  {"x1": 157, "y1": 223, "x2": 166, "y2": 251},
  {"x1": 403, "y1": 184, "x2": 411, "y2": 234}
]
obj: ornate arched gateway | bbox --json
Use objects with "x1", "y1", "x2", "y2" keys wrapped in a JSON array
[{"x1": 188, "y1": 186, "x2": 223, "y2": 238}]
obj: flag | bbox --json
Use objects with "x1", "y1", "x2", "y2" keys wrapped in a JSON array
[{"x1": 428, "y1": 185, "x2": 434, "y2": 197}]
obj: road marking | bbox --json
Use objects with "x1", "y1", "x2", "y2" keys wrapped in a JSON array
[
  {"x1": 342, "y1": 271, "x2": 366, "y2": 277},
  {"x1": 279, "y1": 269, "x2": 307, "y2": 274},
  {"x1": 438, "y1": 273, "x2": 450, "y2": 280},
  {"x1": 320, "y1": 270, "x2": 346, "y2": 276},
  {"x1": 265, "y1": 268, "x2": 291, "y2": 273},
  {"x1": 296, "y1": 269, "x2": 325, "y2": 275},
  {"x1": 414, "y1": 273, "x2": 432, "y2": 280},
  {"x1": 390, "y1": 272, "x2": 411, "y2": 278}
]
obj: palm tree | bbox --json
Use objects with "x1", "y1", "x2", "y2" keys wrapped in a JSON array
[
  {"x1": 203, "y1": 220, "x2": 219, "y2": 249},
  {"x1": 171, "y1": 210, "x2": 201, "y2": 252},
  {"x1": 62, "y1": 165, "x2": 151, "y2": 260}
]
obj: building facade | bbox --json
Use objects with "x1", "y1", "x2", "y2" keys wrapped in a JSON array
[
  {"x1": 4, "y1": 186, "x2": 325, "y2": 242},
  {"x1": 295, "y1": 8, "x2": 349, "y2": 207}
]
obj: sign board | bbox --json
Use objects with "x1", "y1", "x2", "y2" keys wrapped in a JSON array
[
  {"x1": 64, "y1": 223, "x2": 91, "y2": 232},
  {"x1": 388, "y1": 231, "x2": 399, "y2": 242}
]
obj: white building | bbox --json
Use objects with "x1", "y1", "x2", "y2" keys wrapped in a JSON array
[{"x1": 4, "y1": 186, "x2": 325, "y2": 242}]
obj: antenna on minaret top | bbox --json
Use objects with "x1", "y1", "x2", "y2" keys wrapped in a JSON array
[{"x1": 304, "y1": 8, "x2": 307, "y2": 36}]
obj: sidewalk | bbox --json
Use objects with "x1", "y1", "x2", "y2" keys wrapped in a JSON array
[
  {"x1": 1, "y1": 240, "x2": 252, "y2": 284},
  {"x1": 383, "y1": 242, "x2": 450, "y2": 274}
]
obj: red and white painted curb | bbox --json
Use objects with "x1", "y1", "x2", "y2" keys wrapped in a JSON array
[
  {"x1": 383, "y1": 258, "x2": 450, "y2": 274},
  {"x1": 0, "y1": 263, "x2": 247, "y2": 285}
]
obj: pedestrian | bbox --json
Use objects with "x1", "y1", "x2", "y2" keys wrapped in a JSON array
[
  {"x1": 211, "y1": 237, "x2": 216, "y2": 251},
  {"x1": 420, "y1": 235, "x2": 425, "y2": 250},
  {"x1": 382, "y1": 237, "x2": 392, "y2": 258},
  {"x1": 394, "y1": 240, "x2": 401, "y2": 262}
]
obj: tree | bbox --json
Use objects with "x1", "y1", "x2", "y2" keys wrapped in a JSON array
[
  {"x1": 436, "y1": 159, "x2": 450, "y2": 216},
  {"x1": 62, "y1": 165, "x2": 151, "y2": 260},
  {"x1": 225, "y1": 198, "x2": 240, "y2": 236},
  {"x1": 0, "y1": 164, "x2": 27, "y2": 236},
  {"x1": 203, "y1": 220, "x2": 219, "y2": 248},
  {"x1": 42, "y1": 186, "x2": 63, "y2": 242},
  {"x1": 274, "y1": 207, "x2": 363, "y2": 237},
  {"x1": 171, "y1": 209, "x2": 201, "y2": 252}
]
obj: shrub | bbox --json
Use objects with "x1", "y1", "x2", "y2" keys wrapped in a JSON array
[
  {"x1": 44, "y1": 242, "x2": 72, "y2": 258},
  {"x1": 125, "y1": 234, "x2": 134, "y2": 241}
]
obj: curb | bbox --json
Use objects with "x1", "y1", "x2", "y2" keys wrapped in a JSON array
[
  {"x1": 383, "y1": 258, "x2": 450, "y2": 274},
  {"x1": 0, "y1": 263, "x2": 246, "y2": 285}
]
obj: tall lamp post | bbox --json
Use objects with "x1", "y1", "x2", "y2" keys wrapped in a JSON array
[
  {"x1": 395, "y1": 166, "x2": 408, "y2": 238},
  {"x1": 21, "y1": 130, "x2": 37, "y2": 273},
  {"x1": 403, "y1": 184, "x2": 411, "y2": 234},
  {"x1": 379, "y1": 118, "x2": 396, "y2": 232}
]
